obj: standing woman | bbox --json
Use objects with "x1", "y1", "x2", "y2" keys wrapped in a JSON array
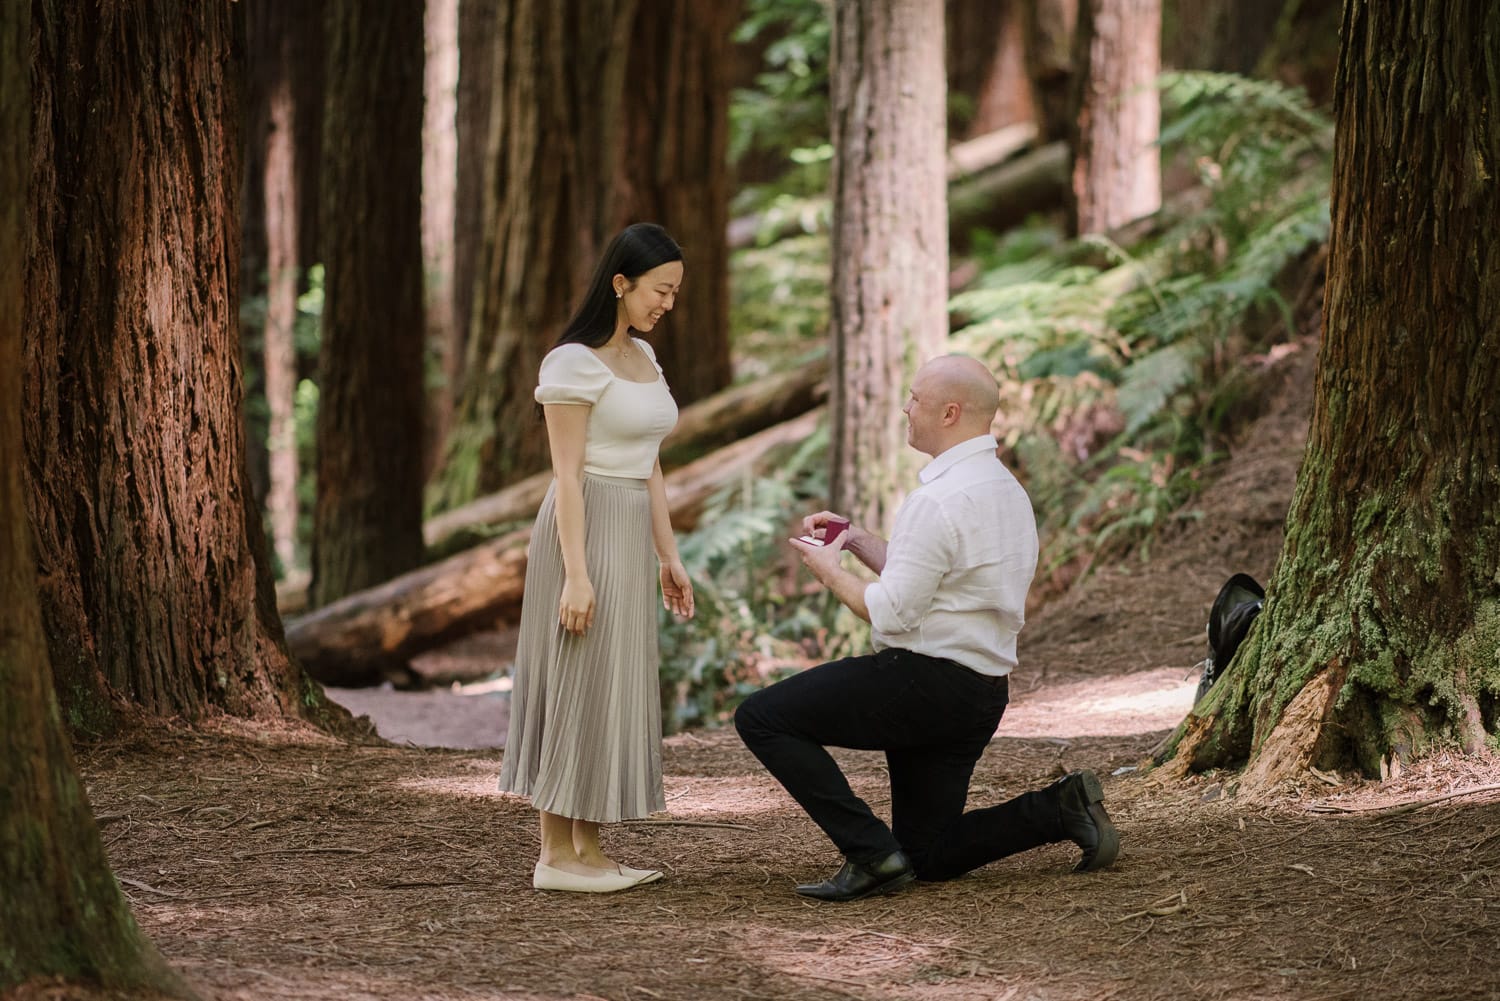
[{"x1": 499, "y1": 223, "x2": 696, "y2": 893}]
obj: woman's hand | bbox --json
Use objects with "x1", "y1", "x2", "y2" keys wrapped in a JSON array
[
  {"x1": 660, "y1": 560, "x2": 695, "y2": 620},
  {"x1": 558, "y1": 576, "x2": 596, "y2": 635}
]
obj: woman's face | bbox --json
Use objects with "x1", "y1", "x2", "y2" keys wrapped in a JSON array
[{"x1": 615, "y1": 260, "x2": 683, "y2": 333}]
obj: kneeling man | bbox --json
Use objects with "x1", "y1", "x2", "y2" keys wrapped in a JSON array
[{"x1": 735, "y1": 354, "x2": 1119, "y2": 901}]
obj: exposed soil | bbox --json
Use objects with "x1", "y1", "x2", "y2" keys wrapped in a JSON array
[{"x1": 22, "y1": 335, "x2": 1500, "y2": 1001}]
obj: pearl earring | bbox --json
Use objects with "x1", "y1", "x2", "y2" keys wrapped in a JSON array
[{"x1": 615, "y1": 290, "x2": 622, "y2": 299}]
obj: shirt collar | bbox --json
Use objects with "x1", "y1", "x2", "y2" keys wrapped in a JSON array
[{"x1": 919, "y1": 434, "x2": 998, "y2": 484}]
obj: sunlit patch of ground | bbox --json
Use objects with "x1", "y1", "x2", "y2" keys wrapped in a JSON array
[{"x1": 1002, "y1": 667, "x2": 1198, "y2": 739}]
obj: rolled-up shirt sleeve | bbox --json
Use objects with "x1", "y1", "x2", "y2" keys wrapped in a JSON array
[{"x1": 864, "y1": 494, "x2": 956, "y2": 635}]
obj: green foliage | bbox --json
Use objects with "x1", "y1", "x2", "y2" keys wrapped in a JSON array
[
  {"x1": 240, "y1": 265, "x2": 324, "y2": 579},
  {"x1": 729, "y1": 0, "x2": 830, "y2": 169},
  {"x1": 658, "y1": 422, "x2": 868, "y2": 732},
  {"x1": 729, "y1": 233, "x2": 830, "y2": 381},
  {"x1": 293, "y1": 376, "x2": 320, "y2": 571},
  {"x1": 730, "y1": 0, "x2": 833, "y2": 216},
  {"x1": 952, "y1": 73, "x2": 1332, "y2": 574}
]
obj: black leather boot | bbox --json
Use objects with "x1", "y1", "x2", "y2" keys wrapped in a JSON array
[
  {"x1": 1052, "y1": 770, "x2": 1120, "y2": 871},
  {"x1": 795, "y1": 849, "x2": 915, "y2": 902}
]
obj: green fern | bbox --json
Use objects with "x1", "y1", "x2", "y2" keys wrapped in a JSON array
[{"x1": 952, "y1": 71, "x2": 1331, "y2": 578}]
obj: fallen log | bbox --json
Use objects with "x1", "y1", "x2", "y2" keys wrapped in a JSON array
[
  {"x1": 422, "y1": 355, "x2": 828, "y2": 556},
  {"x1": 287, "y1": 408, "x2": 825, "y2": 686},
  {"x1": 728, "y1": 127, "x2": 1058, "y2": 251},
  {"x1": 947, "y1": 141, "x2": 1069, "y2": 248}
]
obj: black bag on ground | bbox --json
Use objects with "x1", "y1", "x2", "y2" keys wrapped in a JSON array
[{"x1": 1195, "y1": 573, "x2": 1264, "y2": 704}]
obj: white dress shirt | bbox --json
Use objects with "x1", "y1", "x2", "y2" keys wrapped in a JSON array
[{"x1": 863, "y1": 435, "x2": 1039, "y2": 677}]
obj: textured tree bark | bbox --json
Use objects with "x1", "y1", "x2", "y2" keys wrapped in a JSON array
[
  {"x1": 311, "y1": 0, "x2": 429, "y2": 607},
  {"x1": 424, "y1": 0, "x2": 461, "y2": 476},
  {"x1": 614, "y1": 0, "x2": 739, "y2": 406},
  {"x1": 435, "y1": 0, "x2": 640, "y2": 507},
  {"x1": 947, "y1": 0, "x2": 1033, "y2": 140},
  {"x1": 287, "y1": 409, "x2": 824, "y2": 683},
  {"x1": 241, "y1": 3, "x2": 272, "y2": 510},
  {"x1": 1173, "y1": 0, "x2": 1500, "y2": 786},
  {"x1": 2, "y1": 9, "x2": 180, "y2": 991},
  {"x1": 1068, "y1": 0, "x2": 1162, "y2": 235},
  {"x1": 828, "y1": 0, "x2": 950, "y2": 534},
  {"x1": 24, "y1": 0, "x2": 314, "y2": 730},
  {"x1": 1022, "y1": 0, "x2": 1079, "y2": 142},
  {"x1": 453, "y1": 0, "x2": 500, "y2": 405},
  {"x1": 291, "y1": 0, "x2": 326, "y2": 277}
]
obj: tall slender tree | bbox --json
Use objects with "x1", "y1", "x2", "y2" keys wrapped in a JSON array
[
  {"x1": 3, "y1": 8, "x2": 181, "y2": 991},
  {"x1": 1068, "y1": 0, "x2": 1162, "y2": 235},
  {"x1": 435, "y1": 0, "x2": 640, "y2": 506},
  {"x1": 452, "y1": 0, "x2": 500, "y2": 417},
  {"x1": 1171, "y1": 0, "x2": 1499, "y2": 787},
  {"x1": 311, "y1": 0, "x2": 428, "y2": 607},
  {"x1": 424, "y1": 0, "x2": 462, "y2": 475},
  {"x1": 615, "y1": 0, "x2": 740, "y2": 405},
  {"x1": 245, "y1": 0, "x2": 307, "y2": 576},
  {"x1": 25, "y1": 0, "x2": 315, "y2": 730},
  {"x1": 947, "y1": 0, "x2": 1032, "y2": 140},
  {"x1": 828, "y1": 0, "x2": 949, "y2": 532}
]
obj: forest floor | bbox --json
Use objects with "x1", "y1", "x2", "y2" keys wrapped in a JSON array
[{"x1": 32, "y1": 335, "x2": 1500, "y2": 1001}]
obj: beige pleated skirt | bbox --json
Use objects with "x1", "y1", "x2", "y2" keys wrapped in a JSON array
[{"x1": 498, "y1": 473, "x2": 665, "y2": 822}]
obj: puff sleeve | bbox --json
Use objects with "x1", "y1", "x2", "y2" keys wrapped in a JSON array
[{"x1": 534, "y1": 344, "x2": 611, "y2": 406}]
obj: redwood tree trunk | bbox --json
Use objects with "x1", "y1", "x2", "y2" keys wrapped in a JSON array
[
  {"x1": 2, "y1": 7, "x2": 176, "y2": 990},
  {"x1": 424, "y1": 0, "x2": 461, "y2": 476},
  {"x1": 947, "y1": 0, "x2": 1033, "y2": 140},
  {"x1": 453, "y1": 0, "x2": 500, "y2": 411},
  {"x1": 311, "y1": 0, "x2": 428, "y2": 607},
  {"x1": 246, "y1": 0, "x2": 305, "y2": 577},
  {"x1": 292, "y1": 0, "x2": 326, "y2": 278},
  {"x1": 1068, "y1": 0, "x2": 1162, "y2": 235},
  {"x1": 1176, "y1": 0, "x2": 1500, "y2": 785},
  {"x1": 614, "y1": 0, "x2": 739, "y2": 405},
  {"x1": 435, "y1": 0, "x2": 639, "y2": 506},
  {"x1": 828, "y1": 0, "x2": 950, "y2": 533},
  {"x1": 1022, "y1": 0, "x2": 1078, "y2": 143},
  {"x1": 24, "y1": 0, "x2": 314, "y2": 730}
]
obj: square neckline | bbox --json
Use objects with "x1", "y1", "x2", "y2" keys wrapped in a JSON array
[{"x1": 587, "y1": 339, "x2": 663, "y2": 385}]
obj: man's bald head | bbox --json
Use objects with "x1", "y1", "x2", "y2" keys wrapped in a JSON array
[
  {"x1": 919, "y1": 354, "x2": 999, "y2": 432},
  {"x1": 904, "y1": 355, "x2": 1000, "y2": 457}
]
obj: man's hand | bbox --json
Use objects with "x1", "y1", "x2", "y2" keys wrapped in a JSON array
[
  {"x1": 801, "y1": 510, "x2": 888, "y2": 574},
  {"x1": 789, "y1": 529, "x2": 870, "y2": 622},
  {"x1": 789, "y1": 529, "x2": 850, "y2": 584}
]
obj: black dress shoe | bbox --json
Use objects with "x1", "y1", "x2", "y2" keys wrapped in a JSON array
[
  {"x1": 795, "y1": 850, "x2": 915, "y2": 902},
  {"x1": 1055, "y1": 770, "x2": 1120, "y2": 871}
]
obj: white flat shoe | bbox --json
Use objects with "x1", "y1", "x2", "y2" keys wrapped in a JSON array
[
  {"x1": 532, "y1": 862, "x2": 640, "y2": 893},
  {"x1": 618, "y1": 865, "x2": 663, "y2": 885}
]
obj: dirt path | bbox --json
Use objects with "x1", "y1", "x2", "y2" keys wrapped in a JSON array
[{"x1": 35, "y1": 338, "x2": 1500, "y2": 1001}]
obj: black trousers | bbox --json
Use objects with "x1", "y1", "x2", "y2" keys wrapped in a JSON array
[{"x1": 734, "y1": 647, "x2": 1063, "y2": 881}]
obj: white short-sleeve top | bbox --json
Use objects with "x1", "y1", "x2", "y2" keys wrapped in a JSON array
[{"x1": 533, "y1": 339, "x2": 679, "y2": 479}]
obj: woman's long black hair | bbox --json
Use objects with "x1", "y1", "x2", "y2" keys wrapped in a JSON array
[{"x1": 554, "y1": 223, "x2": 683, "y2": 349}]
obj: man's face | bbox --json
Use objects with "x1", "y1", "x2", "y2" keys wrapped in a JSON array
[{"x1": 902, "y1": 369, "x2": 943, "y2": 454}]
